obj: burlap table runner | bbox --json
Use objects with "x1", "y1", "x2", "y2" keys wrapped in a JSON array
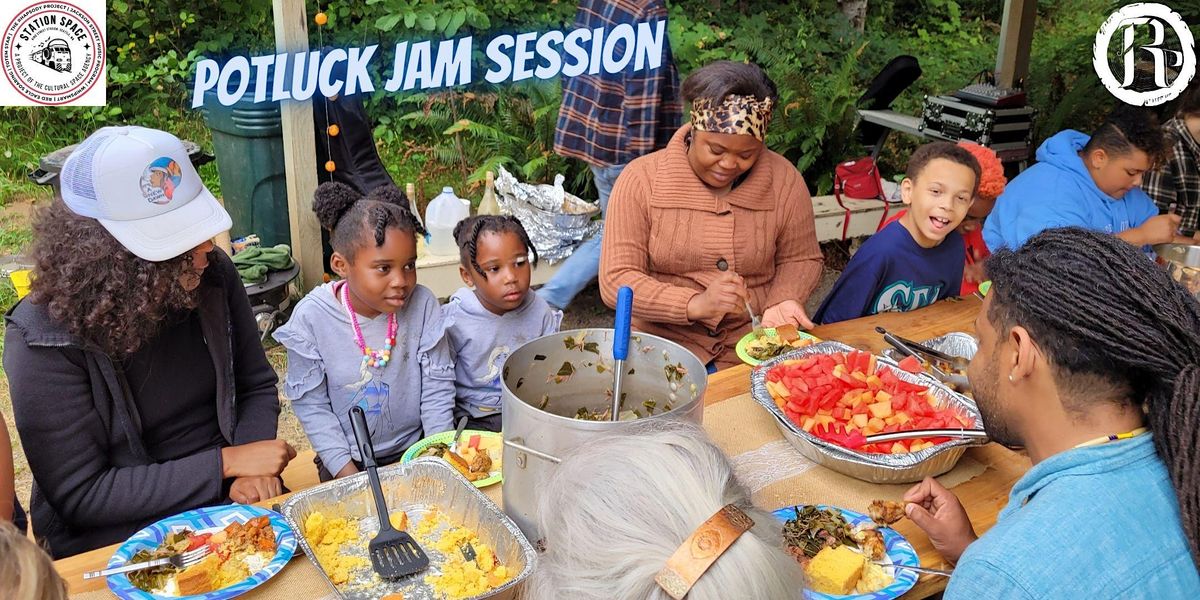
[
  {"x1": 703, "y1": 393, "x2": 986, "y2": 515},
  {"x1": 71, "y1": 394, "x2": 985, "y2": 599}
]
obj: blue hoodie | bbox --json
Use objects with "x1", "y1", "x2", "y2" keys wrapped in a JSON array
[{"x1": 983, "y1": 130, "x2": 1158, "y2": 251}]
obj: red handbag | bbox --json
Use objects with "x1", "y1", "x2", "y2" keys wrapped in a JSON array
[{"x1": 832, "y1": 157, "x2": 891, "y2": 240}]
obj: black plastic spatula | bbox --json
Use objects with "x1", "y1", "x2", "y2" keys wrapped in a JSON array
[{"x1": 349, "y1": 406, "x2": 430, "y2": 579}]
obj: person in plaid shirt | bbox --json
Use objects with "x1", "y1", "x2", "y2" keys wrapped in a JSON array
[
  {"x1": 1145, "y1": 85, "x2": 1200, "y2": 236},
  {"x1": 538, "y1": 0, "x2": 683, "y2": 310}
]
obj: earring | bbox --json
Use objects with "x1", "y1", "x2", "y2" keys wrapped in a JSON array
[{"x1": 1008, "y1": 374, "x2": 1014, "y2": 382}]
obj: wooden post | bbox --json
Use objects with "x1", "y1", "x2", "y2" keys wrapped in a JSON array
[
  {"x1": 995, "y1": 0, "x2": 1037, "y2": 89},
  {"x1": 272, "y1": 0, "x2": 324, "y2": 292}
]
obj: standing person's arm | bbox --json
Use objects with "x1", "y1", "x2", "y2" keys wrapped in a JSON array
[
  {"x1": 0, "y1": 413, "x2": 14, "y2": 522},
  {"x1": 1142, "y1": 151, "x2": 1179, "y2": 213},
  {"x1": 761, "y1": 170, "x2": 825, "y2": 328},
  {"x1": 417, "y1": 292, "x2": 455, "y2": 436}
]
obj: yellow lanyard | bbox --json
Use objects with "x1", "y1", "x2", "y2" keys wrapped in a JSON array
[{"x1": 1073, "y1": 427, "x2": 1149, "y2": 449}]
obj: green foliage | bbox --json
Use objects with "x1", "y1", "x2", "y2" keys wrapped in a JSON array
[{"x1": 0, "y1": 0, "x2": 1145, "y2": 204}]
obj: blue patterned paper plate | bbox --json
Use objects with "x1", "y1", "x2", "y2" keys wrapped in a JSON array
[
  {"x1": 773, "y1": 504, "x2": 919, "y2": 600},
  {"x1": 106, "y1": 504, "x2": 296, "y2": 600}
]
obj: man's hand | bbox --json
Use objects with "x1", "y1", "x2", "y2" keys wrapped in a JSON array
[
  {"x1": 761, "y1": 300, "x2": 815, "y2": 329},
  {"x1": 221, "y1": 440, "x2": 297, "y2": 479},
  {"x1": 229, "y1": 476, "x2": 283, "y2": 504},
  {"x1": 686, "y1": 272, "x2": 749, "y2": 322},
  {"x1": 903, "y1": 476, "x2": 978, "y2": 564}
]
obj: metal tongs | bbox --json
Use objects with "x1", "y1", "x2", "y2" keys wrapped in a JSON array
[{"x1": 876, "y1": 326, "x2": 971, "y2": 391}]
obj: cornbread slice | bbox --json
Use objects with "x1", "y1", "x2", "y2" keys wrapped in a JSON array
[
  {"x1": 804, "y1": 545, "x2": 864, "y2": 595},
  {"x1": 176, "y1": 553, "x2": 220, "y2": 595}
]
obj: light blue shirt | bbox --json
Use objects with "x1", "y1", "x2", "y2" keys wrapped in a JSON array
[
  {"x1": 945, "y1": 435, "x2": 1199, "y2": 599},
  {"x1": 442, "y1": 287, "x2": 562, "y2": 418},
  {"x1": 983, "y1": 130, "x2": 1159, "y2": 251}
]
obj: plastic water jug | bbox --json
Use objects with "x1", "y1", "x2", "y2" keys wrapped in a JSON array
[{"x1": 425, "y1": 186, "x2": 470, "y2": 256}]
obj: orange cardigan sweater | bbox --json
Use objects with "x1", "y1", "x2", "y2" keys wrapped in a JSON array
[{"x1": 600, "y1": 125, "x2": 824, "y2": 368}]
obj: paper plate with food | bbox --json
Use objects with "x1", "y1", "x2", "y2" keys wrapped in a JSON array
[
  {"x1": 105, "y1": 504, "x2": 296, "y2": 600},
  {"x1": 775, "y1": 502, "x2": 918, "y2": 600},
  {"x1": 401, "y1": 429, "x2": 503, "y2": 487},
  {"x1": 736, "y1": 324, "x2": 822, "y2": 366}
]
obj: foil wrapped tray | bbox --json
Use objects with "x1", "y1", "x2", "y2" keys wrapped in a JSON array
[
  {"x1": 750, "y1": 341, "x2": 987, "y2": 484},
  {"x1": 880, "y1": 332, "x2": 978, "y2": 366},
  {"x1": 494, "y1": 166, "x2": 600, "y2": 263},
  {"x1": 279, "y1": 458, "x2": 536, "y2": 600}
]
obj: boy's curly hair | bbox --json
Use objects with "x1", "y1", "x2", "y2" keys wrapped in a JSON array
[{"x1": 26, "y1": 200, "x2": 202, "y2": 357}]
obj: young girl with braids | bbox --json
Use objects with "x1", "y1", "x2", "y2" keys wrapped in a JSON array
[
  {"x1": 442, "y1": 215, "x2": 562, "y2": 432},
  {"x1": 274, "y1": 183, "x2": 455, "y2": 480},
  {"x1": 903, "y1": 227, "x2": 1199, "y2": 597}
]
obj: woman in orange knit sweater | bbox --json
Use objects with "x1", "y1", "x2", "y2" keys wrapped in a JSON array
[{"x1": 600, "y1": 61, "x2": 824, "y2": 370}]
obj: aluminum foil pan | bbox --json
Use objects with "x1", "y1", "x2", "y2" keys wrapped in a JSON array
[
  {"x1": 881, "y1": 332, "x2": 978, "y2": 396},
  {"x1": 750, "y1": 341, "x2": 986, "y2": 484},
  {"x1": 279, "y1": 458, "x2": 535, "y2": 599},
  {"x1": 494, "y1": 166, "x2": 600, "y2": 263}
]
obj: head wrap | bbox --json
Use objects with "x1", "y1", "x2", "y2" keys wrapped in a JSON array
[{"x1": 690, "y1": 94, "x2": 774, "y2": 141}]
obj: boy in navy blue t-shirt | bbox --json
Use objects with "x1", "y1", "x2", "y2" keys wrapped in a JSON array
[{"x1": 815, "y1": 142, "x2": 981, "y2": 324}]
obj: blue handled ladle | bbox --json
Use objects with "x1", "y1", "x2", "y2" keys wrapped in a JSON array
[{"x1": 610, "y1": 286, "x2": 633, "y2": 421}]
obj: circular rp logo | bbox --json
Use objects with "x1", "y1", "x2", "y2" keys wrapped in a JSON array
[
  {"x1": 2, "y1": 2, "x2": 104, "y2": 105},
  {"x1": 1093, "y1": 3, "x2": 1196, "y2": 107}
]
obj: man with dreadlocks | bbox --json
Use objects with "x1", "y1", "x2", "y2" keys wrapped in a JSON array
[{"x1": 903, "y1": 227, "x2": 1200, "y2": 597}]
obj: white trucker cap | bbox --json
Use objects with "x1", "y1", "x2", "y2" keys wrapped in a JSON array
[{"x1": 59, "y1": 126, "x2": 231, "y2": 261}]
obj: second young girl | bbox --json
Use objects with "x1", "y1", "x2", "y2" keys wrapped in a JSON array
[
  {"x1": 274, "y1": 183, "x2": 455, "y2": 480},
  {"x1": 442, "y1": 215, "x2": 562, "y2": 432}
]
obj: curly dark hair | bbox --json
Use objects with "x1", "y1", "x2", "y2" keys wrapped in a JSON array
[
  {"x1": 1082, "y1": 106, "x2": 1170, "y2": 167},
  {"x1": 452, "y1": 214, "x2": 538, "y2": 276},
  {"x1": 26, "y1": 200, "x2": 202, "y2": 357},
  {"x1": 313, "y1": 182, "x2": 425, "y2": 261}
]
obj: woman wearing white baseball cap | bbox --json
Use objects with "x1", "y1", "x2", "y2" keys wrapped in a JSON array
[{"x1": 3, "y1": 126, "x2": 296, "y2": 558}]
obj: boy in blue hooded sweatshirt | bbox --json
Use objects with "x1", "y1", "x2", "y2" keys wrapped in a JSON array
[
  {"x1": 984, "y1": 107, "x2": 1190, "y2": 251},
  {"x1": 442, "y1": 216, "x2": 562, "y2": 432}
]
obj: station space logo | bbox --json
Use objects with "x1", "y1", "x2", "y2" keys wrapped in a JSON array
[{"x1": 1, "y1": 1, "x2": 105, "y2": 106}]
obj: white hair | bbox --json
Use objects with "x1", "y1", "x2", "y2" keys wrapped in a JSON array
[{"x1": 524, "y1": 422, "x2": 804, "y2": 600}]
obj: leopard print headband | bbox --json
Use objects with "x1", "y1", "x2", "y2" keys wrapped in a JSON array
[{"x1": 690, "y1": 94, "x2": 774, "y2": 141}]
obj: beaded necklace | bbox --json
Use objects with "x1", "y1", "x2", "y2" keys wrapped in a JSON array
[
  {"x1": 1073, "y1": 427, "x2": 1148, "y2": 448},
  {"x1": 338, "y1": 281, "x2": 396, "y2": 369}
]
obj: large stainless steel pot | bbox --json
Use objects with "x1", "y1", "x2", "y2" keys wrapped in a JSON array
[
  {"x1": 500, "y1": 328, "x2": 707, "y2": 542},
  {"x1": 1154, "y1": 243, "x2": 1200, "y2": 302}
]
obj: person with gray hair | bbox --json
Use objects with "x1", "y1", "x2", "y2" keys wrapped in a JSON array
[{"x1": 525, "y1": 423, "x2": 804, "y2": 600}]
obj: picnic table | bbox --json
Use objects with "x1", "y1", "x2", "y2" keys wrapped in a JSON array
[{"x1": 55, "y1": 295, "x2": 1029, "y2": 599}]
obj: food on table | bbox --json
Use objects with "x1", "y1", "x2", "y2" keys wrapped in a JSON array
[
  {"x1": 744, "y1": 324, "x2": 816, "y2": 361},
  {"x1": 781, "y1": 506, "x2": 857, "y2": 560},
  {"x1": 782, "y1": 506, "x2": 894, "y2": 595},
  {"x1": 852, "y1": 524, "x2": 886, "y2": 561},
  {"x1": 303, "y1": 507, "x2": 513, "y2": 599},
  {"x1": 868, "y1": 499, "x2": 906, "y2": 525},
  {"x1": 303, "y1": 511, "x2": 370, "y2": 584},
  {"x1": 805, "y1": 545, "x2": 865, "y2": 595},
  {"x1": 764, "y1": 350, "x2": 976, "y2": 453},
  {"x1": 127, "y1": 516, "x2": 278, "y2": 595},
  {"x1": 420, "y1": 435, "x2": 500, "y2": 483},
  {"x1": 897, "y1": 354, "x2": 970, "y2": 392}
]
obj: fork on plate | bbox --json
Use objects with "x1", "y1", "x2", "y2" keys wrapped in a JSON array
[{"x1": 84, "y1": 545, "x2": 212, "y2": 580}]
